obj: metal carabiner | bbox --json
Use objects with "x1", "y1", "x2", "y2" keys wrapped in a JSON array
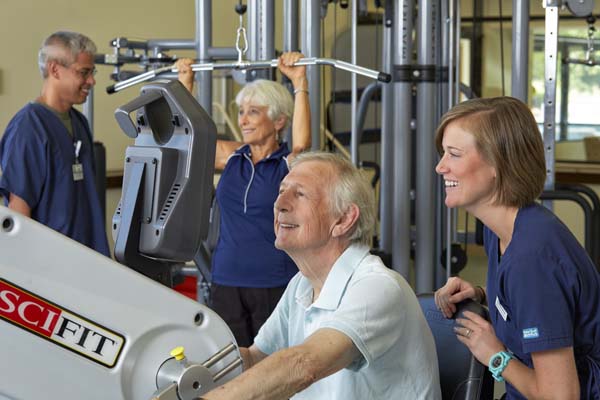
[
  {"x1": 235, "y1": 16, "x2": 248, "y2": 64},
  {"x1": 586, "y1": 25, "x2": 596, "y2": 64}
]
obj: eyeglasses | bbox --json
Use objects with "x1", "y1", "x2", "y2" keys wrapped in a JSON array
[
  {"x1": 71, "y1": 67, "x2": 97, "y2": 80},
  {"x1": 59, "y1": 63, "x2": 97, "y2": 80}
]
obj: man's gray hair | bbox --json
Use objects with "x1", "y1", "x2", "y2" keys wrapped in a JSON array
[
  {"x1": 38, "y1": 31, "x2": 97, "y2": 78},
  {"x1": 290, "y1": 151, "x2": 376, "y2": 245},
  {"x1": 235, "y1": 79, "x2": 294, "y2": 132}
]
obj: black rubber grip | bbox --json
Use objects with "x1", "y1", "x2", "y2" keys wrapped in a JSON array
[
  {"x1": 106, "y1": 85, "x2": 116, "y2": 94},
  {"x1": 378, "y1": 72, "x2": 392, "y2": 83}
]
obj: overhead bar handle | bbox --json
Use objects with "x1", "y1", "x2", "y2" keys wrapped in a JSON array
[
  {"x1": 107, "y1": 65, "x2": 172, "y2": 94},
  {"x1": 107, "y1": 57, "x2": 392, "y2": 94}
]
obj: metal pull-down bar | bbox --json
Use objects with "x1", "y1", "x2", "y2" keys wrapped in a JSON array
[{"x1": 106, "y1": 57, "x2": 392, "y2": 94}]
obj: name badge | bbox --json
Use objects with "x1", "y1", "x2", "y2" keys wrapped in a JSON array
[
  {"x1": 72, "y1": 163, "x2": 84, "y2": 181},
  {"x1": 495, "y1": 296, "x2": 508, "y2": 321}
]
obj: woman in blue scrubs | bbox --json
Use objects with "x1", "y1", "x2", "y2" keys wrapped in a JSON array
[
  {"x1": 176, "y1": 52, "x2": 311, "y2": 347},
  {"x1": 434, "y1": 97, "x2": 600, "y2": 399}
]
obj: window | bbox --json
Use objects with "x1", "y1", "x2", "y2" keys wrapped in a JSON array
[{"x1": 531, "y1": 30, "x2": 600, "y2": 141}]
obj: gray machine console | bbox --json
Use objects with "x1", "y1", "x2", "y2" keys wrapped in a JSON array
[{"x1": 112, "y1": 80, "x2": 216, "y2": 285}]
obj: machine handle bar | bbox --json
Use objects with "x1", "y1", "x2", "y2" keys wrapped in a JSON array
[
  {"x1": 106, "y1": 57, "x2": 391, "y2": 94},
  {"x1": 202, "y1": 342, "x2": 243, "y2": 383}
]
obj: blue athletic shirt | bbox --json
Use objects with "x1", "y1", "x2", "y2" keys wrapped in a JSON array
[
  {"x1": 0, "y1": 102, "x2": 110, "y2": 257},
  {"x1": 211, "y1": 143, "x2": 298, "y2": 287},
  {"x1": 484, "y1": 203, "x2": 600, "y2": 399}
]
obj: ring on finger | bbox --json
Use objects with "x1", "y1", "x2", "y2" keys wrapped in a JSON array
[{"x1": 465, "y1": 328, "x2": 472, "y2": 338}]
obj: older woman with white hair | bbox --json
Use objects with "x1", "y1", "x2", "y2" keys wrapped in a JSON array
[{"x1": 176, "y1": 52, "x2": 311, "y2": 347}]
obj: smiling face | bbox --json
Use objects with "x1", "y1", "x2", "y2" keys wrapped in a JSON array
[
  {"x1": 273, "y1": 160, "x2": 340, "y2": 256},
  {"x1": 435, "y1": 120, "x2": 497, "y2": 214},
  {"x1": 238, "y1": 101, "x2": 285, "y2": 147},
  {"x1": 53, "y1": 51, "x2": 96, "y2": 106}
]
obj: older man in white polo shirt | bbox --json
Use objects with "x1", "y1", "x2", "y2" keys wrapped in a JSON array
[{"x1": 200, "y1": 152, "x2": 441, "y2": 400}]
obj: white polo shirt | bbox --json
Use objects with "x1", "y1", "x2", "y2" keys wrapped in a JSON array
[{"x1": 254, "y1": 243, "x2": 442, "y2": 400}]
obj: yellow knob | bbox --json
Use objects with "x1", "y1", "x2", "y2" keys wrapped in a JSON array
[{"x1": 170, "y1": 346, "x2": 185, "y2": 361}]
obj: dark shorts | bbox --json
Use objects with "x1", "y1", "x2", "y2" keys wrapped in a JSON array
[{"x1": 210, "y1": 283, "x2": 286, "y2": 347}]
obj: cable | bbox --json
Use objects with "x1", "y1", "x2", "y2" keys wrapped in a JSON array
[
  {"x1": 234, "y1": 1, "x2": 248, "y2": 64},
  {"x1": 375, "y1": 5, "x2": 382, "y2": 137},
  {"x1": 498, "y1": 0, "x2": 506, "y2": 96},
  {"x1": 330, "y1": 0, "x2": 338, "y2": 152},
  {"x1": 322, "y1": 15, "x2": 326, "y2": 151}
]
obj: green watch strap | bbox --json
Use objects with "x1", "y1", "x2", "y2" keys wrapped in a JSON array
[{"x1": 488, "y1": 350, "x2": 512, "y2": 382}]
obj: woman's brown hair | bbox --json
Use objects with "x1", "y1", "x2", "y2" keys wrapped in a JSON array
[{"x1": 435, "y1": 96, "x2": 546, "y2": 208}]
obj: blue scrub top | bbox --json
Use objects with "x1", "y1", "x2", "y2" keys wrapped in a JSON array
[
  {"x1": 0, "y1": 102, "x2": 110, "y2": 256},
  {"x1": 212, "y1": 143, "x2": 298, "y2": 288},
  {"x1": 485, "y1": 203, "x2": 600, "y2": 399}
]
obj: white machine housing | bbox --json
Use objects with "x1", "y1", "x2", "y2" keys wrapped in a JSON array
[{"x1": 0, "y1": 206, "x2": 242, "y2": 399}]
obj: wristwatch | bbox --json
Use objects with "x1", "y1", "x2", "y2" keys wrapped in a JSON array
[{"x1": 488, "y1": 351, "x2": 512, "y2": 382}]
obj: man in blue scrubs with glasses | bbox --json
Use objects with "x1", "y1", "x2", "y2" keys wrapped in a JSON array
[{"x1": 0, "y1": 31, "x2": 109, "y2": 256}]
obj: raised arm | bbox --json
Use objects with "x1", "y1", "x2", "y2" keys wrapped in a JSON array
[
  {"x1": 202, "y1": 328, "x2": 360, "y2": 400},
  {"x1": 175, "y1": 58, "x2": 195, "y2": 92},
  {"x1": 278, "y1": 52, "x2": 311, "y2": 159}
]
